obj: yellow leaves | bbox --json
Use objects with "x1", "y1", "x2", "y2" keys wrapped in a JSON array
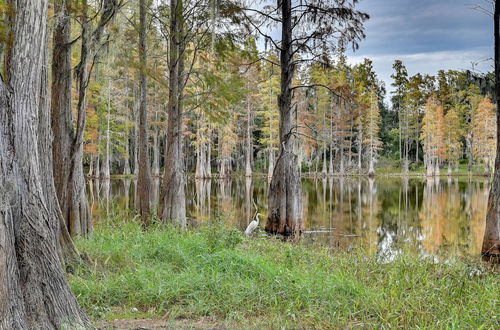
[
  {"x1": 444, "y1": 107, "x2": 463, "y2": 163},
  {"x1": 421, "y1": 96, "x2": 446, "y2": 161},
  {"x1": 472, "y1": 97, "x2": 496, "y2": 166}
]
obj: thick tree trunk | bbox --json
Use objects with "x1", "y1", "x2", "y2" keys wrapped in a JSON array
[
  {"x1": 51, "y1": 0, "x2": 92, "y2": 237},
  {"x1": 137, "y1": 0, "x2": 152, "y2": 222},
  {"x1": 0, "y1": 1, "x2": 89, "y2": 327},
  {"x1": 159, "y1": 0, "x2": 186, "y2": 224},
  {"x1": 266, "y1": 0, "x2": 303, "y2": 236},
  {"x1": 482, "y1": 0, "x2": 500, "y2": 263}
]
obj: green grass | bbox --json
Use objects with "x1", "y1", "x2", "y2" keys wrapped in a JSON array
[{"x1": 71, "y1": 218, "x2": 500, "y2": 329}]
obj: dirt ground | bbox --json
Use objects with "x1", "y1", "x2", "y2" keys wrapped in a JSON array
[{"x1": 98, "y1": 318, "x2": 227, "y2": 330}]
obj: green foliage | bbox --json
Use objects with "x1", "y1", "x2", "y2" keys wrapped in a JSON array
[
  {"x1": 204, "y1": 216, "x2": 243, "y2": 252},
  {"x1": 71, "y1": 217, "x2": 500, "y2": 328}
]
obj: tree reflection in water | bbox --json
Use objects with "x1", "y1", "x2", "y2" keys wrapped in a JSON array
[{"x1": 87, "y1": 176, "x2": 489, "y2": 258}]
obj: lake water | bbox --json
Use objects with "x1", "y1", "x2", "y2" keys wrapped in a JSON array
[{"x1": 87, "y1": 176, "x2": 489, "y2": 260}]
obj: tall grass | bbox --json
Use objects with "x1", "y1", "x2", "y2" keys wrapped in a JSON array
[{"x1": 70, "y1": 218, "x2": 499, "y2": 328}]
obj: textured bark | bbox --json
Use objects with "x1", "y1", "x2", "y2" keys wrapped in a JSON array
[
  {"x1": 482, "y1": 0, "x2": 500, "y2": 263},
  {"x1": 159, "y1": 0, "x2": 186, "y2": 224},
  {"x1": 265, "y1": 0, "x2": 304, "y2": 236},
  {"x1": 137, "y1": 0, "x2": 152, "y2": 222},
  {"x1": 51, "y1": 0, "x2": 92, "y2": 237},
  {"x1": 0, "y1": 1, "x2": 89, "y2": 327}
]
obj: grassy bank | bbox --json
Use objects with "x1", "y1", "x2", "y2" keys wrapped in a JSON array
[{"x1": 71, "y1": 219, "x2": 499, "y2": 328}]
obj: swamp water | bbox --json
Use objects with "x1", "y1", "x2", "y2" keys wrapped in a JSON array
[{"x1": 87, "y1": 176, "x2": 489, "y2": 260}]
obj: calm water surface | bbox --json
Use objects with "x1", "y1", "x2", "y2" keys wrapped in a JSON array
[{"x1": 87, "y1": 176, "x2": 489, "y2": 260}]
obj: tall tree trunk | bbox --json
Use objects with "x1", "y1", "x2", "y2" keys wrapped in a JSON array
[
  {"x1": 357, "y1": 123, "x2": 362, "y2": 172},
  {"x1": 101, "y1": 86, "x2": 111, "y2": 178},
  {"x1": 95, "y1": 152, "x2": 101, "y2": 179},
  {"x1": 0, "y1": 1, "x2": 88, "y2": 327},
  {"x1": 482, "y1": 0, "x2": 500, "y2": 263},
  {"x1": 159, "y1": 0, "x2": 186, "y2": 224},
  {"x1": 133, "y1": 91, "x2": 140, "y2": 176},
  {"x1": 51, "y1": 0, "x2": 91, "y2": 237},
  {"x1": 268, "y1": 145, "x2": 274, "y2": 179},
  {"x1": 195, "y1": 121, "x2": 211, "y2": 179},
  {"x1": 266, "y1": 0, "x2": 303, "y2": 236},
  {"x1": 152, "y1": 128, "x2": 160, "y2": 176},
  {"x1": 245, "y1": 95, "x2": 253, "y2": 177},
  {"x1": 123, "y1": 140, "x2": 131, "y2": 175},
  {"x1": 137, "y1": 0, "x2": 152, "y2": 222}
]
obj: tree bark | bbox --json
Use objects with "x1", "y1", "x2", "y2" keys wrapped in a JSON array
[
  {"x1": 51, "y1": 0, "x2": 92, "y2": 237},
  {"x1": 137, "y1": 0, "x2": 152, "y2": 222},
  {"x1": 482, "y1": 0, "x2": 500, "y2": 263},
  {"x1": 265, "y1": 0, "x2": 304, "y2": 236},
  {"x1": 0, "y1": 1, "x2": 89, "y2": 327},
  {"x1": 159, "y1": 0, "x2": 186, "y2": 224}
]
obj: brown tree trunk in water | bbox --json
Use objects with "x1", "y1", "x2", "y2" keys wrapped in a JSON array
[
  {"x1": 137, "y1": 0, "x2": 152, "y2": 222},
  {"x1": 51, "y1": 0, "x2": 91, "y2": 237},
  {"x1": 159, "y1": 0, "x2": 186, "y2": 224},
  {"x1": 0, "y1": 1, "x2": 89, "y2": 327},
  {"x1": 266, "y1": 0, "x2": 304, "y2": 236},
  {"x1": 482, "y1": 0, "x2": 500, "y2": 263}
]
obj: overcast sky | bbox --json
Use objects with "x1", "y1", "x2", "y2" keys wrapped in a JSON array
[{"x1": 345, "y1": 0, "x2": 493, "y2": 97}]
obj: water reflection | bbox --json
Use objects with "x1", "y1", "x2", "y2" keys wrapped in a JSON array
[{"x1": 87, "y1": 176, "x2": 488, "y2": 258}]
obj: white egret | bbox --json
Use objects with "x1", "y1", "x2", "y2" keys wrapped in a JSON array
[{"x1": 245, "y1": 213, "x2": 261, "y2": 236}]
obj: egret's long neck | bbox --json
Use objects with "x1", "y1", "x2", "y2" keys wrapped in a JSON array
[{"x1": 256, "y1": 214, "x2": 260, "y2": 224}]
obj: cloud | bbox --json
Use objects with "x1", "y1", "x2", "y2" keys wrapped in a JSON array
[
  {"x1": 344, "y1": 0, "x2": 493, "y2": 100},
  {"x1": 347, "y1": 47, "x2": 493, "y2": 99}
]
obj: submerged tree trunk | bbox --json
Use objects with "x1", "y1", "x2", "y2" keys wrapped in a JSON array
[
  {"x1": 159, "y1": 0, "x2": 186, "y2": 224},
  {"x1": 0, "y1": 1, "x2": 89, "y2": 327},
  {"x1": 482, "y1": 0, "x2": 500, "y2": 263},
  {"x1": 266, "y1": 0, "x2": 304, "y2": 236},
  {"x1": 51, "y1": 0, "x2": 91, "y2": 237},
  {"x1": 137, "y1": 0, "x2": 152, "y2": 222}
]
